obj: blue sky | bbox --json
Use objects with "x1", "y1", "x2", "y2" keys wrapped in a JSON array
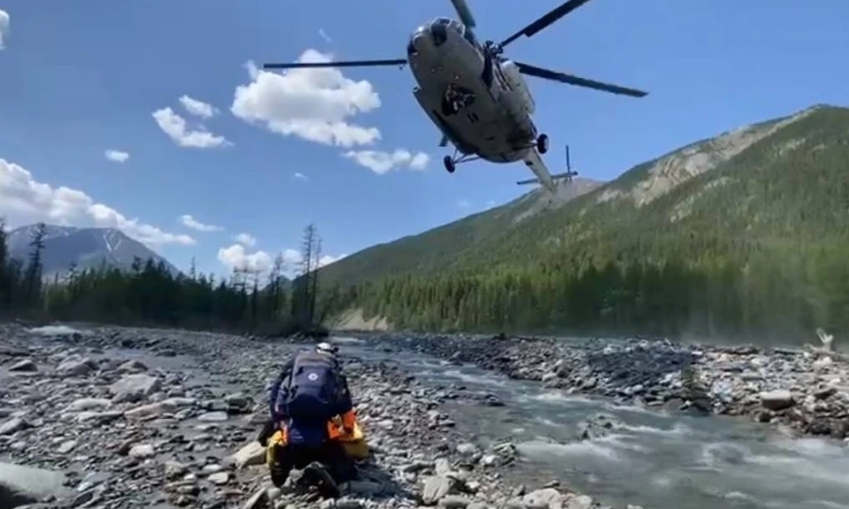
[{"x1": 1, "y1": 1, "x2": 847, "y2": 277}]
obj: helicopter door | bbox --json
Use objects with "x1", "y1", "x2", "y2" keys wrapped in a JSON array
[
  {"x1": 481, "y1": 52, "x2": 494, "y2": 90},
  {"x1": 481, "y1": 52, "x2": 510, "y2": 101}
]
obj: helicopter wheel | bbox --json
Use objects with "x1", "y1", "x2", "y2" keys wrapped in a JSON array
[
  {"x1": 537, "y1": 134, "x2": 550, "y2": 154},
  {"x1": 443, "y1": 155, "x2": 456, "y2": 173}
]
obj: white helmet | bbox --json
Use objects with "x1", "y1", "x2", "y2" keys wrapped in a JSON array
[{"x1": 316, "y1": 342, "x2": 338, "y2": 356}]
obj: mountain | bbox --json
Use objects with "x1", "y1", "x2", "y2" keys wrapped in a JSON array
[
  {"x1": 318, "y1": 177, "x2": 603, "y2": 289},
  {"x1": 322, "y1": 104, "x2": 849, "y2": 336},
  {"x1": 6, "y1": 225, "x2": 180, "y2": 277}
]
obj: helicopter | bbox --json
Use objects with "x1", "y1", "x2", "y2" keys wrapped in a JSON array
[{"x1": 263, "y1": 0, "x2": 647, "y2": 194}]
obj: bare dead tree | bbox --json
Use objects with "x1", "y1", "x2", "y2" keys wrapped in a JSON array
[
  {"x1": 24, "y1": 222, "x2": 47, "y2": 307},
  {"x1": 230, "y1": 265, "x2": 249, "y2": 292},
  {"x1": 309, "y1": 236, "x2": 322, "y2": 326},
  {"x1": 248, "y1": 267, "x2": 260, "y2": 331},
  {"x1": 295, "y1": 224, "x2": 318, "y2": 325},
  {"x1": 267, "y1": 253, "x2": 285, "y2": 321}
]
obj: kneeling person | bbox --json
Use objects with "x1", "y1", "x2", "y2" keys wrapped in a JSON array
[{"x1": 264, "y1": 343, "x2": 357, "y2": 496}]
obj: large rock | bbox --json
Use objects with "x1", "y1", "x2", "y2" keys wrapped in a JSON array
[
  {"x1": 0, "y1": 417, "x2": 27, "y2": 436},
  {"x1": 0, "y1": 462, "x2": 71, "y2": 507},
  {"x1": 576, "y1": 413, "x2": 621, "y2": 441},
  {"x1": 421, "y1": 475, "x2": 459, "y2": 506},
  {"x1": 65, "y1": 397, "x2": 111, "y2": 413},
  {"x1": 56, "y1": 357, "x2": 98, "y2": 377},
  {"x1": 517, "y1": 488, "x2": 566, "y2": 509},
  {"x1": 8, "y1": 359, "x2": 37, "y2": 372},
  {"x1": 117, "y1": 359, "x2": 148, "y2": 373},
  {"x1": 109, "y1": 374, "x2": 161, "y2": 403},
  {"x1": 760, "y1": 390, "x2": 794, "y2": 411},
  {"x1": 124, "y1": 400, "x2": 178, "y2": 419},
  {"x1": 230, "y1": 441, "x2": 266, "y2": 469}
]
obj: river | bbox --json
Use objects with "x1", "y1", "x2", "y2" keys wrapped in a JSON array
[
  {"x1": 335, "y1": 337, "x2": 849, "y2": 509},
  {"x1": 17, "y1": 326, "x2": 848, "y2": 509}
]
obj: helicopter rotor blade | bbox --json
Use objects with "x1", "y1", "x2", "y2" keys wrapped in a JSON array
[
  {"x1": 499, "y1": 0, "x2": 595, "y2": 48},
  {"x1": 263, "y1": 59, "x2": 407, "y2": 70},
  {"x1": 515, "y1": 61, "x2": 648, "y2": 98},
  {"x1": 449, "y1": 0, "x2": 477, "y2": 28}
]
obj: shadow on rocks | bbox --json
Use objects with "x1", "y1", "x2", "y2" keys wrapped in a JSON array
[
  {"x1": 583, "y1": 341, "x2": 698, "y2": 393},
  {"x1": 0, "y1": 482, "x2": 39, "y2": 509},
  {"x1": 344, "y1": 461, "x2": 415, "y2": 500}
]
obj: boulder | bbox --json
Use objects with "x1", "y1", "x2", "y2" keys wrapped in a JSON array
[
  {"x1": 760, "y1": 390, "x2": 794, "y2": 411},
  {"x1": 230, "y1": 441, "x2": 266, "y2": 469},
  {"x1": 8, "y1": 359, "x2": 37, "y2": 372},
  {"x1": 109, "y1": 374, "x2": 161, "y2": 403}
]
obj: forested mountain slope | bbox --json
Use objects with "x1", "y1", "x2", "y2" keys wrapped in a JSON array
[
  {"x1": 325, "y1": 105, "x2": 849, "y2": 339},
  {"x1": 319, "y1": 177, "x2": 602, "y2": 287}
]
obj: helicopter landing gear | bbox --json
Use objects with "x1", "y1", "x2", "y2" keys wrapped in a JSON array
[
  {"x1": 443, "y1": 155, "x2": 456, "y2": 173},
  {"x1": 537, "y1": 133, "x2": 550, "y2": 154},
  {"x1": 444, "y1": 149, "x2": 480, "y2": 174}
]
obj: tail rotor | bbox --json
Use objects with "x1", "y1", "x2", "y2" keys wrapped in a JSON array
[{"x1": 563, "y1": 144, "x2": 578, "y2": 179}]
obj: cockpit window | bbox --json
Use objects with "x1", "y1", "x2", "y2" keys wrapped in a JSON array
[
  {"x1": 431, "y1": 19, "x2": 449, "y2": 47},
  {"x1": 434, "y1": 18, "x2": 465, "y2": 34}
]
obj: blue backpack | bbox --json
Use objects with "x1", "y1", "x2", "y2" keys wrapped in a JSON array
[{"x1": 280, "y1": 351, "x2": 342, "y2": 421}]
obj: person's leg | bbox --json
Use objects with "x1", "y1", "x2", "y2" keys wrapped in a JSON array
[
  {"x1": 289, "y1": 444, "x2": 342, "y2": 498},
  {"x1": 269, "y1": 441, "x2": 295, "y2": 487},
  {"x1": 319, "y1": 441, "x2": 357, "y2": 484},
  {"x1": 289, "y1": 444, "x2": 313, "y2": 470}
]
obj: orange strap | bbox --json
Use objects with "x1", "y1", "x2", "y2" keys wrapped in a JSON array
[
  {"x1": 280, "y1": 412, "x2": 357, "y2": 442},
  {"x1": 341, "y1": 409, "x2": 357, "y2": 430}
]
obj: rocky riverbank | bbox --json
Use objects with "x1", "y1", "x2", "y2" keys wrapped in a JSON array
[
  {"x1": 0, "y1": 324, "x2": 636, "y2": 509},
  {"x1": 359, "y1": 333, "x2": 849, "y2": 440}
]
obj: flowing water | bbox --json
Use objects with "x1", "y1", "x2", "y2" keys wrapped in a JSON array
[{"x1": 336, "y1": 338, "x2": 849, "y2": 509}]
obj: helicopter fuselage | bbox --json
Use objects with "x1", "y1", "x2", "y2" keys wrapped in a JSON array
[
  {"x1": 407, "y1": 18, "x2": 541, "y2": 164},
  {"x1": 262, "y1": 0, "x2": 648, "y2": 193}
]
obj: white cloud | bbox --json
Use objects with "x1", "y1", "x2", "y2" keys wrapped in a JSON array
[
  {"x1": 217, "y1": 244, "x2": 274, "y2": 273},
  {"x1": 293, "y1": 172, "x2": 308, "y2": 181},
  {"x1": 343, "y1": 149, "x2": 430, "y2": 174},
  {"x1": 234, "y1": 232, "x2": 257, "y2": 247},
  {"x1": 280, "y1": 248, "x2": 346, "y2": 270},
  {"x1": 318, "y1": 29, "x2": 332, "y2": 43},
  {"x1": 180, "y1": 214, "x2": 223, "y2": 232},
  {"x1": 104, "y1": 150, "x2": 130, "y2": 163},
  {"x1": 152, "y1": 107, "x2": 231, "y2": 149},
  {"x1": 217, "y1": 244, "x2": 346, "y2": 276},
  {"x1": 0, "y1": 9, "x2": 9, "y2": 50},
  {"x1": 457, "y1": 199, "x2": 471, "y2": 209},
  {"x1": 231, "y1": 50, "x2": 382, "y2": 148},
  {"x1": 179, "y1": 95, "x2": 218, "y2": 119},
  {"x1": 0, "y1": 158, "x2": 194, "y2": 246}
]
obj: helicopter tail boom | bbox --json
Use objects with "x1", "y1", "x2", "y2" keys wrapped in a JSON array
[
  {"x1": 519, "y1": 148, "x2": 557, "y2": 194},
  {"x1": 517, "y1": 143, "x2": 578, "y2": 190}
]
